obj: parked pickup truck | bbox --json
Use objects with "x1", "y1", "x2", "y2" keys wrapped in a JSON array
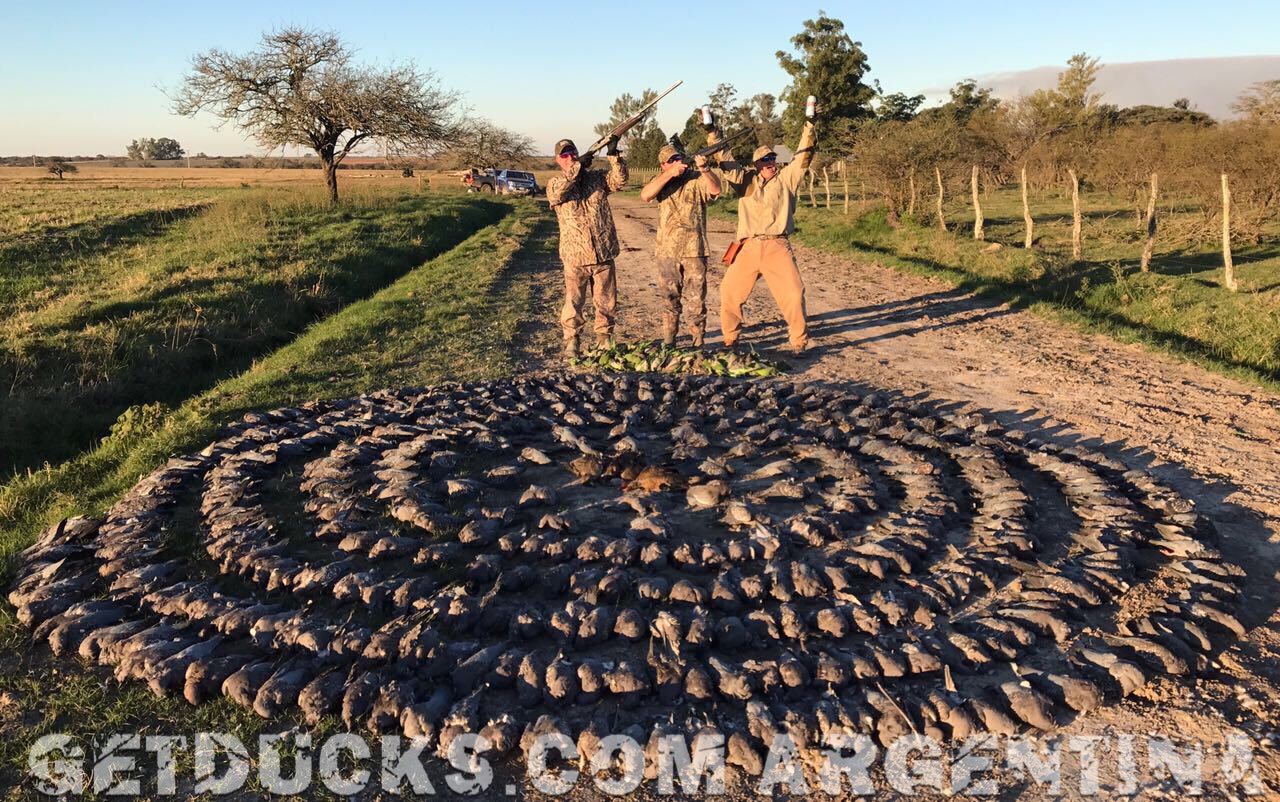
[{"x1": 463, "y1": 168, "x2": 539, "y2": 196}]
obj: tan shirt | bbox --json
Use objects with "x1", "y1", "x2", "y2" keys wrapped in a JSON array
[
  {"x1": 654, "y1": 171, "x2": 716, "y2": 260},
  {"x1": 718, "y1": 122, "x2": 817, "y2": 240},
  {"x1": 547, "y1": 156, "x2": 629, "y2": 269}
]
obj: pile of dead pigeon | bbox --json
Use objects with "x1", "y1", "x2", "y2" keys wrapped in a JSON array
[{"x1": 9, "y1": 373, "x2": 1246, "y2": 775}]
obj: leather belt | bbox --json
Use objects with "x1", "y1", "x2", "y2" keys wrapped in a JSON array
[{"x1": 750, "y1": 234, "x2": 788, "y2": 240}]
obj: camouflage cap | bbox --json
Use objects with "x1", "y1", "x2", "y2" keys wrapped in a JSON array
[
  {"x1": 554, "y1": 139, "x2": 577, "y2": 156},
  {"x1": 751, "y1": 145, "x2": 777, "y2": 162},
  {"x1": 657, "y1": 144, "x2": 683, "y2": 165}
]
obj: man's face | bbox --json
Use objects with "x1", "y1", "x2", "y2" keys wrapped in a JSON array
[
  {"x1": 663, "y1": 152, "x2": 688, "y2": 174},
  {"x1": 556, "y1": 148, "x2": 578, "y2": 172},
  {"x1": 755, "y1": 153, "x2": 778, "y2": 179}
]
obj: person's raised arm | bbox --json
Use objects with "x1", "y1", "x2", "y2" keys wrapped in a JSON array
[
  {"x1": 694, "y1": 154, "x2": 720, "y2": 198},
  {"x1": 605, "y1": 155, "x2": 628, "y2": 193},
  {"x1": 640, "y1": 159, "x2": 688, "y2": 202},
  {"x1": 782, "y1": 121, "x2": 817, "y2": 193},
  {"x1": 708, "y1": 129, "x2": 749, "y2": 194},
  {"x1": 546, "y1": 161, "x2": 582, "y2": 207}
]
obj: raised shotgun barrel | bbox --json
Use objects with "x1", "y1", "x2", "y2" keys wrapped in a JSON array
[{"x1": 581, "y1": 80, "x2": 683, "y2": 159}]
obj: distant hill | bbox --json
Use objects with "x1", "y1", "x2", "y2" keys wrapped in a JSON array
[{"x1": 924, "y1": 56, "x2": 1280, "y2": 120}]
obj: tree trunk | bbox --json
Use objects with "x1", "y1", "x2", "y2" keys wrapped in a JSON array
[
  {"x1": 860, "y1": 180, "x2": 867, "y2": 210},
  {"x1": 1021, "y1": 165, "x2": 1034, "y2": 249},
  {"x1": 822, "y1": 166, "x2": 831, "y2": 209},
  {"x1": 323, "y1": 160, "x2": 340, "y2": 205},
  {"x1": 1068, "y1": 168, "x2": 1082, "y2": 260},
  {"x1": 1222, "y1": 173, "x2": 1238, "y2": 291},
  {"x1": 971, "y1": 165, "x2": 984, "y2": 241},
  {"x1": 1140, "y1": 173, "x2": 1159, "y2": 272},
  {"x1": 842, "y1": 160, "x2": 850, "y2": 215},
  {"x1": 808, "y1": 169, "x2": 818, "y2": 208},
  {"x1": 908, "y1": 167, "x2": 917, "y2": 218},
  {"x1": 935, "y1": 167, "x2": 946, "y2": 230}
]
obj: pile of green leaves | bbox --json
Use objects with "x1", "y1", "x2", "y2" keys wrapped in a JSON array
[{"x1": 573, "y1": 340, "x2": 783, "y2": 377}]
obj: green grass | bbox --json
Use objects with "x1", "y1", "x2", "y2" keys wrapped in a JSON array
[
  {"x1": 714, "y1": 189, "x2": 1280, "y2": 390},
  {"x1": 1, "y1": 184, "x2": 508, "y2": 476},
  {"x1": 0, "y1": 198, "x2": 553, "y2": 797}
]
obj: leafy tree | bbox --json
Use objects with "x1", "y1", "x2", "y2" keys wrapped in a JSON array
[
  {"x1": 152, "y1": 137, "x2": 184, "y2": 160},
  {"x1": 626, "y1": 124, "x2": 669, "y2": 168},
  {"x1": 1232, "y1": 79, "x2": 1280, "y2": 123},
  {"x1": 46, "y1": 161, "x2": 77, "y2": 179},
  {"x1": 876, "y1": 92, "x2": 925, "y2": 122},
  {"x1": 679, "y1": 110, "x2": 709, "y2": 155},
  {"x1": 1114, "y1": 104, "x2": 1214, "y2": 127},
  {"x1": 594, "y1": 88, "x2": 664, "y2": 159},
  {"x1": 744, "y1": 93, "x2": 785, "y2": 147},
  {"x1": 126, "y1": 138, "x2": 155, "y2": 160},
  {"x1": 1057, "y1": 53, "x2": 1103, "y2": 113},
  {"x1": 776, "y1": 12, "x2": 876, "y2": 141},
  {"x1": 126, "y1": 137, "x2": 182, "y2": 160},
  {"x1": 919, "y1": 79, "x2": 1000, "y2": 125},
  {"x1": 175, "y1": 27, "x2": 459, "y2": 204},
  {"x1": 448, "y1": 119, "x2": 533, "y2": 168}
]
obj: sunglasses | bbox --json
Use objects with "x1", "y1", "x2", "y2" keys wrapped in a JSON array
[
  {"x1": 558, "y1": 150, "x2": 578, "y2": 158},
  {"x1": 757, "y1": 154, "x2": 777, "y2": 165},
  {"x1": 665, "y1": 154, "x2": 685, "y2": 164}
]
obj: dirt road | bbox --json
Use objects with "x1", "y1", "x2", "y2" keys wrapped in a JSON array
[{"x1": 534, "y1": 193, "x2": 1280, "y2": 795}]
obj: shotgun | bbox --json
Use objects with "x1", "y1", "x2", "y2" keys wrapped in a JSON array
[{"x1": 582, "y1": 80, "x2": 683, "y2": 160}]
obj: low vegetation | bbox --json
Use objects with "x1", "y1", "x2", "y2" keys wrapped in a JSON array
[
  {"x1": 1, "y1": 183, "x2": 507, "y2": 475},
  {"x1": 573, "y1": 339, "x2": 783, "y2": 377}
]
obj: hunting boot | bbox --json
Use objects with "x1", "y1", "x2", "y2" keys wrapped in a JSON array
[
  {"x1": 596, "y1": 333, "x2": 613, "y2": 350},
  {"x1": 564, "y1": 336, "x2": 581, "y2": 361},
  {"x1": 662, "y1": 321, "x2": 678, "y2": 348},
  {"x1": 690, "y1": 327, "x2": 705, "y2": 349}
]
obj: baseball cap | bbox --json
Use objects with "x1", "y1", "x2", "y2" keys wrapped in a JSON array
[
  {"x1": 554, "y1": 139, "x2": 577, "y2": 156},
  {"x1": 751, "y1": 145, "x2": 777, "y2": 162},
  {"x1": 657, "y1": 144, "x2": 683, "y2": 165}
]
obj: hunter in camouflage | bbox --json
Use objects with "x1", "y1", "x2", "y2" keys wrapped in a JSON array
[
  {"x1": 639, "y1": 135, "x2": 722, "y2": 347},
  {"x1": 547, "y1": 137, "x2": 629, "y2": 358}
]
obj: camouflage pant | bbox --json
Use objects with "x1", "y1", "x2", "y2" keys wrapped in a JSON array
[
  {"x1": 561, "y1": 261, "x2": 617, "y2": 343},
  {"x1": 656, "y1": 256, "x2": 709, "y2": 337}
]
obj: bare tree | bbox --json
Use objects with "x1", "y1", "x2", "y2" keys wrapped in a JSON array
[
  {"x1": 448, "y1": 120, "x2": 534, "y2": 169},
  {"x1": 1231, "y1": 79, "x2": 1280, "y2": 124},
  {"x1": 174, "y1": 27, "x2": 459, "y2": 204},
  {"x1": 46, "y1": 161, "x2": 77, "y2": 179}
]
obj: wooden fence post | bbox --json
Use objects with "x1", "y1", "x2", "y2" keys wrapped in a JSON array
[
  {"x1": 822, "y1": 166, "x2": 831, "y2": 209},
  {"x1": 1222, "y1": 173, "x2": 1238, "y2": 291},
  {"x1": 971, "y1": 165, "x2": 984, "y2": 241},
  {"x1": 1068, "y1": 168, "x2": 1082, "y2": 260},
  {"x1": 1140, "y1": 173, "x2": 1158, "y2": 272},
  {"x1": 842, "y1": 160, "x2": 850, "y2": 215},
  {"x1": 908, "y1": 167, "x2": 917, "y2": 218},
  {"x1": 935, "y1": 166, "x2": 946, "y2": 230},
  {"x1": 1021, "y1": 165, "x2": 1034, "y2": 249}
]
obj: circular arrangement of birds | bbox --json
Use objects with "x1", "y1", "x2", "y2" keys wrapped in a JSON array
[{"x1": 10, "y1": 373, "x2": 1247, "y2": 774}]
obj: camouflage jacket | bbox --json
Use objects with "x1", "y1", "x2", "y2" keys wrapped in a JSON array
[
  {"x1": 547, "y1": 156, "x2": 629, "y2": 268},
  {"x1": 654, "y1": 170, "x2": 717, "y2": 260}
]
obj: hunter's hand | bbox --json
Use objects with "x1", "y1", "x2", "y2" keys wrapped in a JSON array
[
  {"x1": 664, "y1": 159, "x2": 688, "y2": 176},
  {"x1": 694, "y1": 154, "x2": 709, "y2": 170},
  {"x1": 605, "y1": 136, "x2": 621, "y2": 156}
]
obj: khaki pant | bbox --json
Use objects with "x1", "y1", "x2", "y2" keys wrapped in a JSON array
[
  {"x1": 657, "y1": 256, "x2": 708, "y2": 338},
  {"x1": 562, "y1": 260, "x2": 617, "y2": 344},
  {"x1": 719, "y1": 237, "x2": 808, "y2": 348}
]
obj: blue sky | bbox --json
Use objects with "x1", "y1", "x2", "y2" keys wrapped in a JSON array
[{"x1": 3, "y1": 0, "x2": 1278, "y2": 156}]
